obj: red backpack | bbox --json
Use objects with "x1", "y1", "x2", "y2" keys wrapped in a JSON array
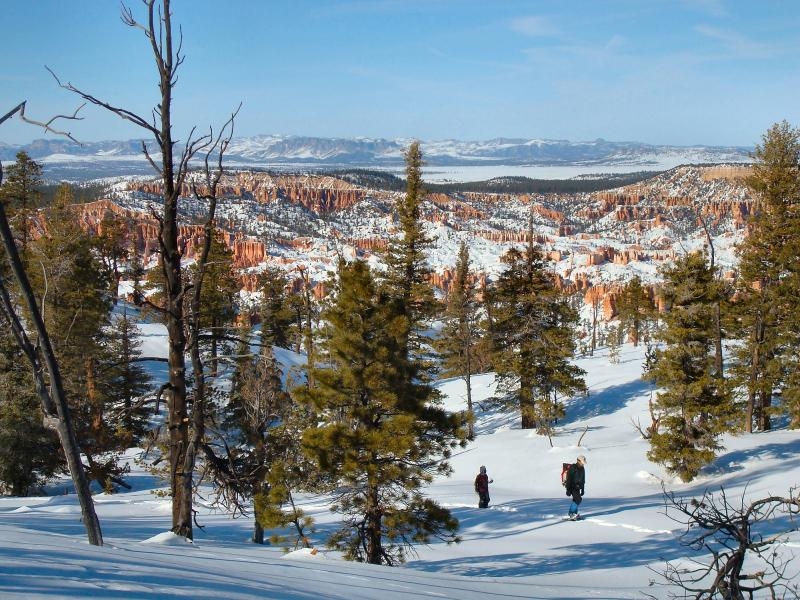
[{"x1": 561, "y1": 463, "x2": 571, "y2": 487}]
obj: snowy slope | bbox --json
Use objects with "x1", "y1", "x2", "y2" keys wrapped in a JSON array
[{"x1": 1, "y1": 343, "x2": 798, "y2": 599}]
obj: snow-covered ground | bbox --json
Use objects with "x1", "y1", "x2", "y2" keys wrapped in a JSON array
[
  {"x1": 419, "y1": 161, "x2": 697, "y2": 183},
  {"x1": 1, "y1": 342, "x2": 798, "y2": 599}
]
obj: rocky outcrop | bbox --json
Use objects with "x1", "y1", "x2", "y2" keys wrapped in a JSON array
[
  {"x1": 126, "y1": 172, "x2": 372, "y2": 213},
  {"x1": 475, "y1": 230, "x2": 554, "y2": 245},
  {"x1": 429, "y1": 269, "x2": 488, "y2": 297},
  {"x1": 59, "y1": 164, "x2": 755, "y2": 324}
]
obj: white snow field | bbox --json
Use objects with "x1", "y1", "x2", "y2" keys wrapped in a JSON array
[{"x1": 1, "y1": 342, "x2": 798, "y2": 599}]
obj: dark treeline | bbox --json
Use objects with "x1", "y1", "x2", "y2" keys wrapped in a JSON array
[
  {"x1": 40, "y1": 169, "x2": 657, "y2": 206},
  {"x1": 426, "y1": 171, "x2": 661, "y2": 195},
  {"x1": 328, "y1": 168, "x2": 661, "y2": 195},
  {"x1": 39, "y1": 182, "x2": 108, "y2": 207}
]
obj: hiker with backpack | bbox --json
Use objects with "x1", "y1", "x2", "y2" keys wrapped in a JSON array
[
  {"x1": 563, "y1": 455, "x2": 587, "y2": 520},
  {"x1": 474, "y1": 466, "x2": 493, "y2": 508}
]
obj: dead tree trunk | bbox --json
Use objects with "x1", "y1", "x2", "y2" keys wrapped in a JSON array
[
  {"x1": 49, "y1": 0, "x2": 238, "y2": 539},
  {"x1": 699, "y1": 214, "x2": 725, "y2": 379},
  {"x1": 55, "y1": 0, "x2": 199, "y2": 539},
  {"x1": 181, "y1": 118, "x2": 238, "y2": 535}
]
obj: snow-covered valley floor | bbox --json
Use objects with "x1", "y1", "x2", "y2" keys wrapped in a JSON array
[{"x1": 1, "y1": 343, "x2": 798, "y2": 599}]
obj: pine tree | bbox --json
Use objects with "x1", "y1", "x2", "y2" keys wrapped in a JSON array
[
  {"x1": 258, "y1": 266, "x2": 296, "y2": 349},
  {"x1": 489, "y1": 235, "x2": 586, "y2": 432},
  {"x1": 616, "y1": 275, "x2": 656, "y2": 347},
  {"x1": 378, "y1": 140, "x2": 444, "y2": 428},
  {"x1": 100, "y1": 307, "x2": 153, "y2": 447},
  {"x1": 647, "y1": 252, "x2": 735, "y2": 482},
  {"x1": 298, "y1": 259, "x2": 463, "y2": 565},
  {"x1": 0, "y1": 326, "x2": 62, "y2": 495},
  {"x1": 0, "y1": 151, "x2": 43, "y2": 254},
  {"x1": 187, "y1": 233, "x2": 239, "y2": 376},
  {"x1": 224, "y1": 341, "x2": 297, "y2": 544},
  {"x1": 382, "y1": 141, "x2": 439, "y2": 361},
  {"x1": 0, "y1": 152, "x2": 103, "y2": 542},
  {"x1": 252, "y1": 349, "x2": 320, "y2": 548},
  {"x1": 732, "y1": 121, "x2": 800, "y2": 429},
  {"x1": 24, "y1": 184, "x2": 122, "y2": 490},
  {"x1": 435, "y1": 241, "x2": 481, "y2": 438},
  {"x1": 26, "y1": 184, "x2": 113, "y2": 356}
]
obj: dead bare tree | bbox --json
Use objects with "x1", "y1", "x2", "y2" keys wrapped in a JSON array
[
  {"x1": 182, "y1": 108, "x2": 241, "y2": 529},
  {"x1": 631, "y1": 393, "x2": 661, "y2": 440},
  {"x1": 590, "y1": 292, "x2": 600, "y2": 356},
  {"x1": 650, "y1": 485, "x2": 800, "y2": 599},
  {"x1": 698, "y1": 213, "x2": 725, "y2": 380},
  {"x1": 0, "y1": 102, "x2": 103, "y2": 546},
  {"x1": 49, "y1": 0, "x2": 237, "y2": 539}
]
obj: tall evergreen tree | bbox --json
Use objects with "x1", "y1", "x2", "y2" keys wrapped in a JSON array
[
  {"x1": 25, "y1": 184, "x2": 122, "y2": 490},
  {"x1": 378, "y1": 141, "x2": 445, "y2": 440},
  {"x1": 0, "y1": 154, "x2": 103, "y2": 544},
  {"x1": 615, "y1": 275, "x2": 656, "y2": 347},
  {"x1": 0, "y1": 151, "x2": 43, "y2": 253},
  {"x1": 298, "y1": 259, "x2": 464, "y2": 565},
  {"x1": 382, "y1": 141, "x2": 439, "y2": 361},
  {"x1": 732, "y1": 120, "x2": 800, "y2": 429},
  {"x1": 489, "y1": 235, "x2": 586, "y2": 432},
  {"x1": 258, "y1": 266, "x2": 296, "y2": 349},
  {"x1": 435, "y1": 241, "x2": 481, "y2": 438},
  {"x1": 225, "y1": 341, "x2": 293, "y2": 543},
  {"x1": 100, "y1": 307, "x2": 153, "y2": 448},
  {"x1": 187, "y1": 233, "x2": 239, "y2": 376},
  {"x1": 647, "y1": 252, "x2": 735, "y2": 482}
]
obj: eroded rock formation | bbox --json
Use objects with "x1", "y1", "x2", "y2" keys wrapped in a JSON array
[{"x1": 57, "y1": 164, "x2": 755, "y2": 322}]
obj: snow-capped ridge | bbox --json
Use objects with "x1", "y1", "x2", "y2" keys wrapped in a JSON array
[{"x1": 2, "y1": 134, "x2": 752, "y2": 181}]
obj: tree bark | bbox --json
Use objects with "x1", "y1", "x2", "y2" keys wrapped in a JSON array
[{"x1": 365, "y1": 484, "x2": 383, "y2": 565}]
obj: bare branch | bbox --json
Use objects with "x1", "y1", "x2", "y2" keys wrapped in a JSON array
[
  {"x1": 1, "y1": 102, "x2": 26, "y2": 126},
  {"x1": 9, "y1": 100, "x2": 85, "y2": 144},
  {"x1": 655, "y1": 484, "x2": 800, "y2": 598},
  {"x1": 120, "y1": 2, "x2": 149, "y2": 34},
  {"x1": 141, "y1": 140, "x2": 163, "y2": 177},
  {"x1": 576, "y1": 425, "x2": 589, "y2": 446},
  {"x1": 46, "y1": 65, "x2": 159, "y2": 138}
]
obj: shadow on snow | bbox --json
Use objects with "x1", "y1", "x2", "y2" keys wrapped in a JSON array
[{"x1": 564, "y1": 379, "x2": 651, "y2": 424}]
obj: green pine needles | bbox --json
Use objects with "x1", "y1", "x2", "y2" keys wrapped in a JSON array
[
  {"x1": 646, "y1": 252, "x2": 734, "y2": 482},
  {"x1": 298, "y1": 259, "x2": 464, "y2": 564},
  {"x1": 296, "y1": 144, "x2": 465, "y2": 565},
  {"x1": 489, "y1": 234, "x2": 586, "y2": 432}
]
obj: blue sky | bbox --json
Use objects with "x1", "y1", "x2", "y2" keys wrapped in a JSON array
[{"x1": 1, "y1": 0, "x2": 798, "y2": 146}]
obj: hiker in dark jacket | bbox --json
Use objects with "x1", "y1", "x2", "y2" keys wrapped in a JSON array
[
  {"x1": 565, "y1": 455, "x2": 586, "y2": 520},
  {"x1": 474, "y1": 466, "x2": 493, "y2": 508}
]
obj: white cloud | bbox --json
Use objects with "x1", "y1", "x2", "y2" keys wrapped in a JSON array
[
  {"x1": 694, "y1": 24, "x2": 774, "y2": 58},
  {"x1": 510, "y1": 15, "x2": 559, "y2": 37},
  {"x1": 604, "y1": 34, "x2": 627, "y2": 52}
]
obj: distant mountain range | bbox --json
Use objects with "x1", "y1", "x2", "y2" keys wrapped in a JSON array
[{"x1": 0, "y1": 135, "x2": 753, "y2": 181}]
